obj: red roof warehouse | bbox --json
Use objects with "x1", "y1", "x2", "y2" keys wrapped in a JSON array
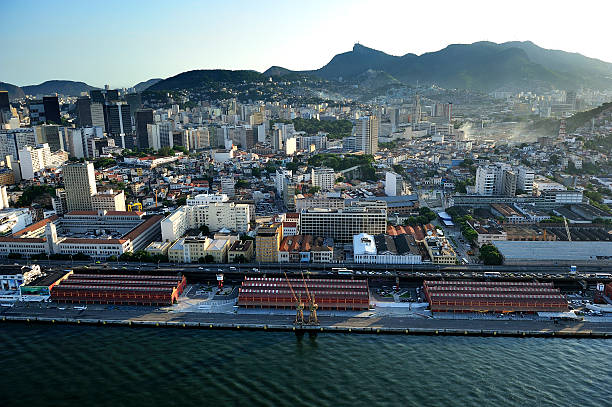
[
  {"x1": 424, "y1": 280, "x2": 568, "y2": 314},
  {"x1": 51, "y1": 273, "x2": 186, "y2": 306},
  {"x1": 238, "y1": 277, "x2": 370, "y2": 311}
]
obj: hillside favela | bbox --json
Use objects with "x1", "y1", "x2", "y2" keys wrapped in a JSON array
[{"x1": 1, "y1": 1, "x2": 612, "y2": 406}]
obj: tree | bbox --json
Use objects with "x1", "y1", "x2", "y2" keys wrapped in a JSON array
[
  {"x1": 204, "y1": 254, "x2": 215, "y2": 263},
  {"x1": 251, "y1": 167, "x2": 261, "y2": 177},
  {"x1": 107, "y1": 255, "x2": 118, "y2": 262},
  {"x1": 199, "y1": 225, "x2": 210, "y2": 235},
  {"x1": 479, "y1": 244, "x2": 503, "y2": 265},
  {"x1": 7, "y1": 253, "x2": 22, "y2": 259},
  {"x1": 308, "y1": 186, "x2": 321, "y2": 194}
]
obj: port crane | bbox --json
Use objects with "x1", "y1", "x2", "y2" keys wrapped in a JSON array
[
  {"x1": 284, "y1": 272, "x2": 304, "y2": 325},
  {"x1": 301, "y1": 271, "x2": 319, "y2": 325}
]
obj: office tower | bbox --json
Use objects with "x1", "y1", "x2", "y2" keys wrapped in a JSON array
[
  {"x1": 34, "y1": 125, "x2": 63, "y2": 151},
  {"x1": 0, "y1": 91, "x2": 9, "y2": 111},
  {"x1": 90, "y1": 102, "x2": 105, "y2": 131},
  {"x1": 125, "y1": 93, "x2": 142, "y2": 121},
  {"x1": 355, "y1": 115, "x2": 378, "y2": 155},
  {"x1": 104, "y1": 102, "x2": 132, "y2": 136},
  {"x1": 0, "y1": 91, "x2": 9, "y2": 123},
  {"x1": 76, "y1": 97, "x2": 92, "y2": 127},
  {"x1": 63, "y1": 162, "x2": 97, "y2": 211},
  {"x1": 90, "y1": 90, "x2": 105, "y2": 104},
  {"x1": 135, "y1": 109, "x2": 153, "y2": 149},
  {"x1": 385, "y1": 171, "x2": 404, "y2": 196},
  {"x1": 18, "y1": 144, "x2": 51, "y2": 179},
  {"x1": 311, "y1": 167, "x2": 335, "y2": 191},
  {"x1": 28, "y1": 100, "x2": 46, "y2": 124},
  {"x1": 0, "y1": 129, "x2": 36, "y2": 160},
  {"x1": 40, "y1": 96, "x2": 61, "y2": 124}
]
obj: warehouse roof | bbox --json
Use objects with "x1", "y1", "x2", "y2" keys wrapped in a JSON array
[{"x1": 493, "y1": 241, "x2": 612, "y2": 261}]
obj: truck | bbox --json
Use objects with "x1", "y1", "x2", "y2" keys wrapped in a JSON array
[{"x1": 569, "y1": 265, "x2": 577, "y2": 276}]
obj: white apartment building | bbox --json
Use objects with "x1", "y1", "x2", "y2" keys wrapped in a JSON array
[
  {"x1": 18, "y1": 143, "x2": 51, "y2": 179},
  {"x1": 517, "y1": 166, "x2": 535, "y2": 195},
  {"x1": 355, "y1": 116, "x2": 378, "y2": 155},
  {"x1": 311, "y1": 167, "x2": 335, "y2": 191},
  {"x1": 161, "y1": 202, "x2": 250, "y2": 241},
  {"x1": 475, "y1": 163, "x2": 517, "y2": 196},
  {"x1": 220, "y1": 175, "x2": 235, "y2": 197},
  {"x1": 385, "y1": 171, "x2": 404, "y2": 197},
  {"x1": 186, "y1": 193, "x2": 229, "y2": 206}
]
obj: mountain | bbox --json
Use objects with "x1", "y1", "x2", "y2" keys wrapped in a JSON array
[
  {"x1": 269, "y1": 42, "x2": 612, "y2": 91},
  {"x1": 22, "y1": 80, "x2": 99, "y2": 96},
  {"x1": 133, "y1": 78, "x2": 162, "y2": 92},
  {"x1": 147, "y1": 70, "x2": 265, "y2": 91},
  {"x1": 0, "y1": 82, "x2": 25, "y2": 99}
]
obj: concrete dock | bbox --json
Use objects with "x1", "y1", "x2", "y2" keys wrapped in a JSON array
[{"x1": 2, "y1": 307, "x2": 612, "y2": 338}]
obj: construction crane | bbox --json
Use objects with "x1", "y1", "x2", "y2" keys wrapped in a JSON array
[
  {"x1": 284, "y1": 272, "x2": 304, "y2": 325},
  {"x1": 563, "y1": 216, "x2": 572, "y2": 242},
  {"x1": 301, "y1": 271, "x2": 319, "y2": 325}
]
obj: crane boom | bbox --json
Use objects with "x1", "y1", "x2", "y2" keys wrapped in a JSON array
[
  {"x1": 284, "y1": 272, "x2": 298, "y2": 301},
  {"x1": 300, "y1": 271, "x2": 312, "y2": 302}
]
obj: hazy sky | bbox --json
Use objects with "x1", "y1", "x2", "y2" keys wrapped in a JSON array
[{"x1": 2, "y1": 0, "x2": 612, "y2": 88}]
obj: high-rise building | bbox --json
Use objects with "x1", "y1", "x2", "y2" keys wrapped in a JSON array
[
  {"x1": 517, "y1": 167, "x2": 535, "y2": 195},
  {"x1": 76, "y1": 97, "x2": 92, "y2": 127},
  {"x1": 0, "y1": 91, "x2": 9, "y2": 114},
  {"x1": 355, "y1": 116, "x2": 378, "y2": 155},
  {"x1": 385, "y1": 171, "x2": 404, "y2": 196},
  {"x1": 63, "y1": 162, "x2": 97, "y2": 211},
  {"x1": 104, "y1": 102, "x2": 132, "y2": 136},
  {"x1": 135, "y1": 109, "x2": 154, "y2": 149},
  {"x1": 221, "y1": 175, "x2": 235, "y2": 197},
  {"x1": 124, "y1": 93, "x2": 142, "y2": 121},
  {"x1": 42, "y1": 96, "x2": 61, "y2": 124},
  {"x1": 311, "y1": 167, "x2": 335, "y2": 192},
  {"x1": 475, "y1": 164, "x2": 517, "y2": 197},
  {"x1": 255, "y1": 223, "x2": 282, "y2": 263},
  {"x1": 90, "y1": 102, "x2": 105, "y2": 131},
  {"x1": 18, "y1": 144, "x2": 51, "y2": 179},
  {"x1": 34, "y1": 125, "x2": 63, "y2": 151},
  {"x1": 91, "y1": 189, "x2": 126, "y2": 211}
]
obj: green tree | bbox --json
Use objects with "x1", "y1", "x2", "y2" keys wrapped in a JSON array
[{"x1": 479, "y1": 244, "x2": 503, "y2": 265}]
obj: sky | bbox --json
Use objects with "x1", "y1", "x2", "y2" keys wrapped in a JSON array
[{"x1": 2, "y1": 0, "x2": 612, "y2": 88}]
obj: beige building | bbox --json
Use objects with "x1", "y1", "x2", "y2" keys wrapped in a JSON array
[
  {"x1": 168, "y1": 237, "x2": 230, "y2": 263},
  {"x1": 63, "y1": 162, "x2": 97, "y2": 211},
  {"x1": 255, "y1": 224, "x2": 282, "y2": 263},
  {"x1": 228, "y1": 239, "x2": 254, "y2": 262},
  {"x1": 92, "y1": 189, "x2": 126, "y2": 212}
]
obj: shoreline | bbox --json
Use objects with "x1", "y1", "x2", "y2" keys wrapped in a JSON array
[{"x1": 3, "y1": 312, "x2": 612, "y2": 339}]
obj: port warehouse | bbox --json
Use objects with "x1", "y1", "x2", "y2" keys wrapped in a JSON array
[
  {"x1": 237, "y1": 277, "x2": 370, "y2": 310},
  {"x1": 50, "y1": 273, "x2": 186, "y2": 306},
  {"x1": 423, "y1": 280, "x2": 568, "y2": 313}
]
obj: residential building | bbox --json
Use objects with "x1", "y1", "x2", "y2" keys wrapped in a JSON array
[
  {"x1": 385, "y1": 171, "x2": 404, "y2": 197},
  {"x1": 228, "y1": 240, "x2": 254, "y2": 262},
  {"x1": 18, "y1": 143, "x2": 51, "y2": 179},
  {"x1": 355, "y1": 115, "x2": 378, "y2": 155},
  {"x1": 311, "y1": 167, "x2": 335, "y2": 191},
  {"x1": 91, "y1": 189, "x2": 126, "y2": 212}
]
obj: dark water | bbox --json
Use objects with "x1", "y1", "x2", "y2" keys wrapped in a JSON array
[{"x1": 1, "y1": 324, "x2": 611, "y2": 407}]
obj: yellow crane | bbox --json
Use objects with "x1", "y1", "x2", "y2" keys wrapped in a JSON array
[
  {"x1": 284, "y1": 272, "x2": 304, "y2": 325},
  {"x1": 301, "y1": 271, "x2": 319, "y2": 325}
]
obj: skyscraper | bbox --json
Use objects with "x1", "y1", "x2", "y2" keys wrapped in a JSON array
[
  {"x1": 63, "y1": 162, "x2": 97, "y2": 211},
  {"x1": 355, "y1": 116, "x2": 378, "y2": 155},
  {"x1": 412, "y1": 95, "x2": 421, "y2": 130},
  {"x1": 42, "y1": 96, "x2": 61, "y2": 124},
  {"x1": 0, "y1": 91, "x2": 9, "y2": 112},
  {"x1": 135, "y1": 109, "x2": 154, "y2": 149},
  {"x1": 76, "y1": 97, "x2": 93, "y2": 127}
]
